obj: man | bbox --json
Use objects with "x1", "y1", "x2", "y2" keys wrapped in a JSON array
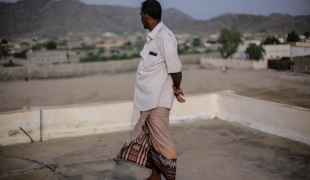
[{"x1": 114, "y1": 1, "x2": 185, "y2": 179}]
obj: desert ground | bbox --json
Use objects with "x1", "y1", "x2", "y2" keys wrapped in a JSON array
[{"x1": 0, "y1": 64, "x2": 310, "y2": 112}]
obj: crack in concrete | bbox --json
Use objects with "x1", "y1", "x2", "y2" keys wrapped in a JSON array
[
  {"x1": 64, "y1": 158, "x2": 111, "y2": 168},
  {"x1": 0, "y1": 152, "x2": 67, "y2": 180},
  {"x1": 221, "y1": 137, "x2": 264, "y2": 144},
  {"x1": 231, "y1": 138, "x2": 248, "y2": 142},
  {"x1": 179, "y1": 137, "x2": 258, "y2": 151}
]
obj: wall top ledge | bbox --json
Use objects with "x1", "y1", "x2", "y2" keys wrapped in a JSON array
[
  {"x1": 219, "y1": 93, "x2": 310, "y2": 112},
  {"x1": 0, "y1": 90, "x2": 235, "y2": 115}
]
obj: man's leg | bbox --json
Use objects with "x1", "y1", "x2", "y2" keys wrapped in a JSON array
[
  {"x1": 114, "y1": 110, "x2": 153, "y2": 167},
  {"x1": 145, "y1": 107, "x2": 177, "y2": 180},
  {"x1": 146, "y1": 163, "x2": 161, "y2": 180}
]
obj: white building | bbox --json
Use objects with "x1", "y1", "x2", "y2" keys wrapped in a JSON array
[
  {"x1": 291, "y1": 41, "x2": 310, "y2": 58},
  {"x1": 232, "y1": 40, "x2": 260, "y2": 59},
  {"x1": 27, "y1": 51, "x2": 68, "y2": 64},
  {"x1": 263, "y1": 44, "x2": 290, "y2": 59},
  {"x1": 291, "y1": 46, "x2": 310, "y2": 58},
  {"x1": 233, "y1": 40, "x2": 291, "y2": 60}
]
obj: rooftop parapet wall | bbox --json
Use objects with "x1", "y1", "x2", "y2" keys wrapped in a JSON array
[
  {"x1": 217, "y1": 92, "x2": 310, "y2": 145},
  {"x1": 0, "y1": 91, "x2": 219, "y2": 145},
  {"x1": 0, "y1": 110, "x2": 41, "y2": 145},
  {"x1": 0, "y1": 90, "x2": 309, "y2": 146},
  {"x1": 200, "y1": 57, "x2": 268, "y2": 70}
]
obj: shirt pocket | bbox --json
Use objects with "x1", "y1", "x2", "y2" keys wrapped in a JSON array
[
  {"x1": 144, "y1": 53, "x2": 163, "y2": 69},
  {"x1": 140, "y1": 47, "x2": 160, "y2": 69}
]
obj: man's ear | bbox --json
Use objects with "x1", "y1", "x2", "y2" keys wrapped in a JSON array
[{"x1": 144, "y1": 13, "x2": 150, "y2": 21}]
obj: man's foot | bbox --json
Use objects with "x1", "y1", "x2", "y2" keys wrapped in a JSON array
[
  {"x1": 143, "y1": 175, "x2": 161, "y2": 180},
  {"x1": 113, "y1": 157, "x2": 120, "y2": 165},
  {"x1": 144, "y1": 173, "x2": 161, "y2": 180}
]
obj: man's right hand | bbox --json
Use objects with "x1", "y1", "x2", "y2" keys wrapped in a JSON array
[{"x1": 173, "y1": 86, "x2": 186, "y2": 103}]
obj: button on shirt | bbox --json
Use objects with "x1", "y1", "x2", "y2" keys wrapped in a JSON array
[{"x1": 133, "y1": 22, "x2": 182, "y2": 111}]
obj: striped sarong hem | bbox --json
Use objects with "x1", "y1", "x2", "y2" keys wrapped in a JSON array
[{"x1": 115, "y1": 107, "x2": 177, "y2": 180}]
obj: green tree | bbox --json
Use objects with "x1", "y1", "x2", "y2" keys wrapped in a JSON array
[
  {"x1": 0, "y1": 39, "x2": 10, "y2": 59},
  {"x1": 287, "y1": 31, "x2": 300, "y2": 42},
  {"x1": 43, "y1": 41, "x2": 57, "y2": 50},
  {"x1": 13, "y1": 50, "x2": 27, "y2": 58},
  {"x1": 59, "y1": 40, "x2": 67, "y2": 46},
  {"x1": 218, "y1": 27, "x2": 243, "y2": 58},
  {"x1": 192, "y1": 38, "x2": 201, "y2": 47},
  {"x1": 1, "y1": 39, "x2": 8, "y2": 44},
  {"x1": 110, "y1": 49, "x2": 120, "y2": 55},
  {"x1": 78, "y1": 43, "x2": 95, "y2": 51},
  {"x1": 122, "y1": 41, "x2": 133, "y2": 50},
  {"x1": 206, "y1": 40, "x2": 216, "y2": 44},
  {"x1": 304, "y1": 31, "x2": 310, "y2": 39},
  {"x1": 262, "y1": 37, "x2": 281, "y2": 45},
  {"x1": 97, "y1": 48, "x2": 105, "y2": 55},
  {"x1": 245, "y1": 43, "x2": 266, "y2": 61},
  {"x1": 32, "y1": 43, "x2": 42, "y2": 51}
]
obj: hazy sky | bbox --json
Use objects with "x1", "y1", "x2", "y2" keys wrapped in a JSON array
[{"x1": 1, "y1": 0, "x2": 310, "y2": 20}]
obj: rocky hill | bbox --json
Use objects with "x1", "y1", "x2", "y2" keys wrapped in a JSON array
[
  {"x1": 179, "y1": 13, "x2": 310, "y2": 34},
  {"x1": 0, "y1": 0, "x2": 309, "y2": 37}
]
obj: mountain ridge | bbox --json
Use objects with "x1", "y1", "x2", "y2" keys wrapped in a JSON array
[{"x1": 0, "y1": 0, "x2": 309, "y2": 37}]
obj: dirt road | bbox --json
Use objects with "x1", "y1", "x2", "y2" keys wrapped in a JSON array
[{"x1": 1, "y1": 65, "x2": 309, "y2": 112}]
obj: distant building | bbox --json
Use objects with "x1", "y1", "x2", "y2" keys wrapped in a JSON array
[
  {"x1": 264, "y1": 44, "x2": 291, "y2": 59},
  {"x1": 232, "y1": 40, "x2": 260, "y2": 59},
  {"x1": 96, "y1": 43, "x2": 123, "y2": 49},
  {"x1": 233, "y1": 40, "x2": 291, "y2": 60},
  {"x1": 26, "y1": 51, "x2": 68, "y2": 64},
  {"x1": 293, "y1": 56, "x2": 310, "y2": 73},
  {"x1": 295, "y1": 42, "x2": 310, "y2": 48},
  {"x1": 291, "y1": 41, "x2": 310, "y2": 57},
  {"x1": 268, "y1": 57, "x2": 290, "y2": 70},
  {"x1": 290, "y1": 41, "x2": 310, "y2": 73},
  {"x1": 278, "y1": 37, "x2": 285, "y2": 44},
  {"x1": 250, "y1": 11, "x2": 258, "y2": 15}
]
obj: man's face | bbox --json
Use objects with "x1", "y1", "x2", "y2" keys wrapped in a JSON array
[{"x1": 140, "y1": 7, "x2": 148, "y2": 29}]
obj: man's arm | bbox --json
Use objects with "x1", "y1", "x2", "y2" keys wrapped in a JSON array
[
  {"x1": 170, "y1": 72, "x2": 182, "y2": 89},
  {"x1": 170, "y1": 72, "x2": 186, "y2": 103},
  {"x1": 158, "y1": 33, "x2": 185, "y2": 103}
]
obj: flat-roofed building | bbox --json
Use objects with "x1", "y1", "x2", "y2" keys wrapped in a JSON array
[
  {"x1": 95, "y1": 43, "x2": 123, "y2": 49},
  {"x1": 264, "y1": 44, "x2": 291, "y2": 59},
  {"x1": 26, "y1": 50, "x2": 68, "y2": 64},
  {"x1": 293, "y1": 55, "x2": 310, "y2": 73}
]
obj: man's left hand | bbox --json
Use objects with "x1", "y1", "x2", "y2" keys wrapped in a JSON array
[{"x1": 173, "y1": 86, "x2": 186, "y2": 103}]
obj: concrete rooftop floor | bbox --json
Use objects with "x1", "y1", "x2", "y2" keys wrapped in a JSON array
[{"x1": 0, "y1": 118, "x2": 310, "y2": 180}]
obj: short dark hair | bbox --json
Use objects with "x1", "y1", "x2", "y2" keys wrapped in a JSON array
[{"x1": 141, "y1": 0, "x2": 162, "y2": 20}]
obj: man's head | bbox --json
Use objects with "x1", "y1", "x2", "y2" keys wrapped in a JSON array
[{"x1": 140, "y1": 0, "x2": 162, "y2": 30}]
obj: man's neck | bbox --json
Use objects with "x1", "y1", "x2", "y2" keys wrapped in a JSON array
[{"x1": 148, "y1": 20, "x2": 161, "y2": 31}]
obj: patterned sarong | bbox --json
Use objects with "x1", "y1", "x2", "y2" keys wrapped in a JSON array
[{"x1": 115, "y1": 107, "x2": 177, "y2": 180}]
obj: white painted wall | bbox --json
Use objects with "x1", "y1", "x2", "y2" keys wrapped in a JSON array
[
  {"x1": 0, "y1": 92, "x2": 220, "y2": 145},
  {"x1": 233, "y1": 42, "x2": 291, "y2": 60},
  {"x1": 217, "y1": 93, "x2": 310, "y2": 145},
  {"x1": 200, "y1": 57, "x2": 267, "y2": 70},
  {"x1": 291, "y1": 46, "x2": 310, "y2": 57},
  {"x1": 263, "y1": 44, "x2": 291, "y2": 59},
  {"x1": 1, "y1": 90, "x2": 309, "y2": 146},
  {"x1": 0, "y1": 54, "x2": 207, "y2": 81},
  {"x1": 0, "y1": 110, "x2": 41, "y2": 145},
  {"x1": 27, "y1": 51, "x2": 68, "y2": 64}
]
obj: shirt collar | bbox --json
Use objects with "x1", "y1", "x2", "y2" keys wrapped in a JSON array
[{"x1": 147, "y1": 21, "x2": 164, "y2": 40}]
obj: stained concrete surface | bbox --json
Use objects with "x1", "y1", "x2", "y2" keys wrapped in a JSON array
[{"x1": 0, "y1": 118, "x2": 310, "y2": 180}]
